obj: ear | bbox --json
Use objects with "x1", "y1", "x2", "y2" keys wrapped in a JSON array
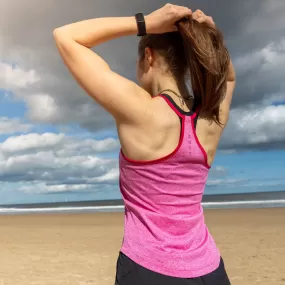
[{"x1": 145, "y1": 47, "x2": 154, "y2": 66}]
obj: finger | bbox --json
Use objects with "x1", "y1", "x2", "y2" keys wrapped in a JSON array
[
  {"x1": 192, "y1": 12, "x2": 200, "y2": 20},
  {"x1": 208, "y1": 16, "x2": 215, "y2": 24},
  {"x1": 170, "y1": 25, "x2": 179, "y2": 32},
  {"x1": 208, "y1": 16, "x2": 215, "y2": 27},
  {"x1": 193, "y1": 11, "x2": 203, "y2": 20},
  {"x1": 194, "y1": 9, "x2": 205, "y2": 17},
  {"x1": 195, "y1": 15, "x2": 215, "y2": 28},
  {"x1": 195, "y1": 15, "x2": 208, "y2": 24},
  {"x1": 173, "y1": 5, "x2": 192, "y2": 19}
]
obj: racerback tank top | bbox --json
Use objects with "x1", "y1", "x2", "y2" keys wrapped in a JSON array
[{"x1": 119, "y1": 94, "x2": 220, "y2": 278}]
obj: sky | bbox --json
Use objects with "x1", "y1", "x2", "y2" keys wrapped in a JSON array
[{"x1": 0, "y1": 0, "x2": 285, "y2": 205}]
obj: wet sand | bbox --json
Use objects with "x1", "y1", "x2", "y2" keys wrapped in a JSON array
[{"x1": 0, "y1": 208, "x2": 284, "y2": 285}]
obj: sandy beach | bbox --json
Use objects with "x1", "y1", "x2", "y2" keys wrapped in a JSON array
[{"x1": 0, "y1": 208, "x2": 284, "y2": 285}]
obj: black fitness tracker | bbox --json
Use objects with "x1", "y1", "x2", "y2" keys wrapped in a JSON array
[{"x1": 135, "y1": 13, "x2": 147, "y2": 36}]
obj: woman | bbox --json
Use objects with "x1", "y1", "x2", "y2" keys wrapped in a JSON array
[{"x1": 54, "y1": 4, "x2": 235, "y2": 285}]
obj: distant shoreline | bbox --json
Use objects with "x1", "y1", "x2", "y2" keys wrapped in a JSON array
[
  {"x1": 0, "y1": 191, "x2": 284, "y2": 214},
  {"x1": 1, "y1": 190, "x2": 284, "y2": 208}
]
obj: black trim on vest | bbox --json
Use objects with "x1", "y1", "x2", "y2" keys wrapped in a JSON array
[{"x1": 160, "y1": 94, "x2": 200, "y2": 129}]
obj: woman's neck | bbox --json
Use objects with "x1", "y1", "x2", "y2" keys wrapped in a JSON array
[{"x1": 150, "y1": 75, "x2": 190, "y2": 99}]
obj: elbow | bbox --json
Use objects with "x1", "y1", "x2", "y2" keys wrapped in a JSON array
[
  {"x1": 53, "y1": 28, "x2": 74, "y2": 57},
  {"x1": 53, "y1": 27, "x2": 71, "y2": 44},
  {"x1": 53, "y1": 27, "x2": 65, "y2": 41},
  {"x1": 53, "y1": 27, "x2": 88, "y2": 49}
]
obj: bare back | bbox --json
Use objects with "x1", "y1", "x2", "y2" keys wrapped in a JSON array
[{"x1": 118, "y1": 87, "x2": 233, "y2": 167}]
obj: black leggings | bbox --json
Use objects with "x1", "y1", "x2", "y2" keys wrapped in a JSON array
[{"x1": 115, "y1": 252, "x2": 231, "y2": 285}]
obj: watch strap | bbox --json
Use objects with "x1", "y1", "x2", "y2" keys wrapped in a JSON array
[{"x1": 135, "y1": 13, "x2": 147, "y2": 36}]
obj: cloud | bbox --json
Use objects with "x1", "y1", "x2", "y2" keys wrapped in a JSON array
[
  {"x1": 221, "y1": 104, "x2": 285, "y2": 149},
  {"x1": 0, "y1": 132, "x2": 119, "y2": 154},
  {"x1": 20, "y1": 183, "x2": 94, "y2": 194},
  {"x1": 0, "y1": 0, "x2": 126, "y2": 131},
  {"x1": 0, "y1": 62, "x2": 40, "y2": 89},
  {"x1": 0, "y1": 133, "x2": 65, "y2": 154},
  {"x1": 206, "y1": 179, "x2": 247, "y2": 187},
  {"x1": 232, "y1": 37, "x2": 285, "y2": 107},
  {"x1": 209, "y1": 166, "x2": 228, "y2": 177},
  {"x1": 88, "y1": 168, "x2": 119, "y2": 183},
  {"x1": 0, "y1": 117, "x2": 33, "y2": 134},
  {"x1": 24, "y1": 94, "x2": 60, "y2": 123},
  {"x1": 0, "y1": 133, "x2": 120, "y2": 193}
]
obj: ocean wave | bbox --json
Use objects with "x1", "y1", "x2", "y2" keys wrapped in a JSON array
[{"x1": 1, "y1": 199, "x2": 285, "y2": 215}]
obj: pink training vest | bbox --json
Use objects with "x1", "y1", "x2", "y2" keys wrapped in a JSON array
[{"x1": 119, "y1": 94, "x2": 220, "y2": 278}]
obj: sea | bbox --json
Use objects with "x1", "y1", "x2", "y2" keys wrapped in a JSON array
[{"x1": 0, "y1": 191, "x2": 285, "y2": 215}]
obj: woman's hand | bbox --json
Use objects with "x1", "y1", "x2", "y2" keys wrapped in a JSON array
[
  {"x1": 145, "y1": 3, "x2": 192, "y2": 34},
  {"x1": 192, "y1": 9, "x2": 215, "y2": 28}
]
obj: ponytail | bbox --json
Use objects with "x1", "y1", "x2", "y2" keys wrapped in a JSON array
[{"x1": 177, "y1": 17, "x2": 230, "y2": 124}]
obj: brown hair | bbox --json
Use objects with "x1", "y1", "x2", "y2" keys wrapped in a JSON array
[{"x1": 138, "y1": 17, "x2": 230, "y2": 124}]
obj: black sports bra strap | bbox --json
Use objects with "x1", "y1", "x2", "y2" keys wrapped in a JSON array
[
  {"x1": 159, "y1": 93, "x2": 200, "y2": 129},
  {"x1": 192, "y1": 98, "x2": 201, "y2": 129},
  {"x1": 160, "y1": 94, "x2": 194, "y2": 116},
  {"x1": 194, "y1": 112, "x2": 199, "y2": 129}
]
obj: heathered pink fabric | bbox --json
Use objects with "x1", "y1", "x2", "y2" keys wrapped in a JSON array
[{"x1": 119, "y1": 95, "x2": 221, "y2": 278}]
